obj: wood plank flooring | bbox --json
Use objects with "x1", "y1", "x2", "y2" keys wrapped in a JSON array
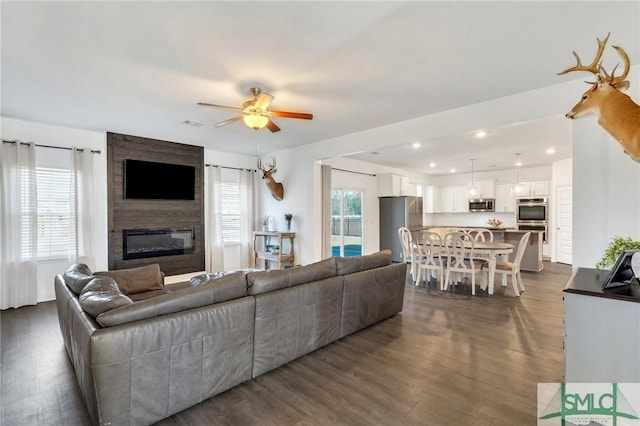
[{"x1": 1, "y1": 262, "x2": 572, "y2": 425}]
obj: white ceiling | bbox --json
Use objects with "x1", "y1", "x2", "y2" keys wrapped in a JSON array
[{"x1": 2, "y1": 1, "x2": 639, "y2": 174}]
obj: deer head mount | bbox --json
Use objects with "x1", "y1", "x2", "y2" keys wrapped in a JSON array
[
  {"x1": 257, "y1": 157, "x2": 284, "y2": 201},
  {"x1": 558, "y1": 33, "x2": 640, "y2": 163}
]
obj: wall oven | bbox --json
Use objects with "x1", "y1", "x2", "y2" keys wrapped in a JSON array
[
  {"x1": 516, "y1": 197, "x2": 548, "y2": 223},
  {"x1": 516, "y1": 197, "x2": 548, "y2": 242},
  {"x1": 517, "y1": 223, "x2": 547, "y2": 243}
]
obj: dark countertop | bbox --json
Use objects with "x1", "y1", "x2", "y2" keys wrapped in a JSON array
[{"x1": 564, "y1": 267, "x2": 640, "y2": 303}]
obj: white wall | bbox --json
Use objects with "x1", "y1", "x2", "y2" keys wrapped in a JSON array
[{"x1": 573, "y1": 116, "x2": 640, "y2": 268}]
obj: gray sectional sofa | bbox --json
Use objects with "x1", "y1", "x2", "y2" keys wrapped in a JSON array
[{"x1": 54, "y1": 250, "x2": 407, "y2": 426}]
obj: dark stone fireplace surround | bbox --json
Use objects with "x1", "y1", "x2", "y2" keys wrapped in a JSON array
[{"x1": 107, "y1": 132, "x2": 205, "y2": 276}]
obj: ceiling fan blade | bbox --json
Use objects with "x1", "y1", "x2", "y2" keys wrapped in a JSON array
[
  {"x1": 270, "y1": 110, "x2": 313, "y2": 120},
  {"x1": 254, "y1": 93, "x2": 274, "y2": 110},
  {"x1": 266, "y1": 119, "x2": 281, "y2": 133},
  {"x1": 198, "y1": 102, "x2": 243, "y2": 112},
  {"x1": 215, "y1": 115, "x2": 244, "y2": 127}
]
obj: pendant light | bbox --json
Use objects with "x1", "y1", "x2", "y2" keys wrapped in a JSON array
[
  {"x1": 513, "y1": 153, "x2": 524, "y2": 195},
  {"x1": 468, "y1": 158, "x2": 478, "y2": 197}
]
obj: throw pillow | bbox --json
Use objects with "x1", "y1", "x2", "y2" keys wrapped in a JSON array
[
  {"x1": 95, "y1": 263, "x2": 164, "y2": 295},
  {"x1": 63, "y1": 263, "x2": 94, "y2": 295},
  {"x1": 79, "y1": 276, "x2": 134, "y2": 318}
]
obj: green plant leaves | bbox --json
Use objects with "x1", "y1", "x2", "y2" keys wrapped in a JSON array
[{"x1": 595, "y1": 236, "x2": 640, "y2": 270}]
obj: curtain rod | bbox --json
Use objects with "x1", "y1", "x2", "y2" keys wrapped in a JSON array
[
  {"x1": 331, "y1": 167, "x2": 376, "y2": 177},
  {"x1": 2, "y1": 139, "x2": 101, "y2": 154},
  {"x1": 205, "y1": 163, "x2": 256, "y2": 172}
]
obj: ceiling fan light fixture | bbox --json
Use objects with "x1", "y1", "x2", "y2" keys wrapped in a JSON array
[{"x1": 243, "y1": 114, "x2": 269, "y2": 130}]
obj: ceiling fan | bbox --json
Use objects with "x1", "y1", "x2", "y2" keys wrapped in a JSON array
[{"x1": 198, "y1": 88, "x2": 313, "y2": 132}]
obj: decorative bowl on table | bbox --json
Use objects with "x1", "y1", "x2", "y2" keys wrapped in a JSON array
[{"x1": 487, "y1": 219, "x2": 503, "y2": 228}]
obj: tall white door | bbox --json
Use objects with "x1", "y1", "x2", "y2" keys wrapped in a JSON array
[{"x1": 556, "y1": 185, "x2": 573, "y2": 264}]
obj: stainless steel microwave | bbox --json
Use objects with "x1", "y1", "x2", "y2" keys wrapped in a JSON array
[{"x1": 468, "y1": 198, "x2": 495, "y2": 212}]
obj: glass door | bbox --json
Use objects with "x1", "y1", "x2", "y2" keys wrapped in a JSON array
[{"x1": 331, "y1": 189, "x2": 363, "y2": 257}]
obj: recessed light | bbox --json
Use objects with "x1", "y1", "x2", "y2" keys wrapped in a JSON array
[
  {"x1": 449, "y1": 168, "x2": 456, "y2": 173},
  {"x1": 429, "y1": 162, "x2": 436, "y2": 168},
  {"x1": 546, "y1": 148, "x2": 556, "y2": 154},
  {"x1": 474, "y1": 130, "x2": 487, "y2": 138},
  {"x1": 182, "y1": 120, "x2": 204, "y2": 127},
  {"x1": 412, "y1": 142, "x2": 422, "y2": 149}
]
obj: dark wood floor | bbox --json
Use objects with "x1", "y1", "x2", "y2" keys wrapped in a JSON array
[{"x1": 1, "y1": 262, "x2": 572, "y2": 425}]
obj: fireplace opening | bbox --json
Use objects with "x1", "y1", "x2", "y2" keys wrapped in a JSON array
[{"x1": 123, "y1": 227, "x2": 195, "y2": 260}]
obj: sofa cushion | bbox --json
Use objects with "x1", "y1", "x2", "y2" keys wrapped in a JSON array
[
  {"x1": 79, "y1": 276, "x2": 134, "y2": 318},
  {"x1": 63, "y1": 263, "x2": 94, "y2": 295},
  {"x1": 335, "y1": 250, "x2": 392, "y2": 276},
  {"x1": 95, "y1": 264, "x2": 164, "y2": 295},
  {"x1": 247, "y1": 257, "x2": 337, "y2": 296},
  {"x1": 96, "y1": 271, "x2": 248, "y2": 327}
]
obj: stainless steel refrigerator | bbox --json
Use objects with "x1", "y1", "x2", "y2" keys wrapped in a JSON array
[{"x1": 379, "y1": 196, "x2": 423, "y2": 262}]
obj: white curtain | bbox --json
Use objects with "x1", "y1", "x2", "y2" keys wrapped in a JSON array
[
  {"x1": 70, "y1": 147, "x2": 95, "y2": 270},
  {"x1": 320, "y1": 164, "x2": 333, "y2": 259},
  {"x1": 239, "y1": 169, "x2": 255, "y2": 268},
  {"x1": 205, "y1": 165, "x2": 224, "y2": 272},
  {"x1": 0, "y1": 142, "x2": 38, "y2": 309}
]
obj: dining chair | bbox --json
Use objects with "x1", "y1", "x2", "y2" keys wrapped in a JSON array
[
  {"x1": 468, "y1": 228, "x2": 494, "y2": 242},
  {"x1": 397, "y1": 227, "x2": 416, "y2": 284},
  {"x1": 415, "y1": 232, "x2": 446, "y2": 288},
  {"x1": 444, "y1": 232, "x2": 487, "y2": 295},
  {"x1": 493, "y1": 232, "x2": 531, "y2": 297}
]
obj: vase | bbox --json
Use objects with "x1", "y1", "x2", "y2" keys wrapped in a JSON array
[{"x1": 285, "y1": 220, "x2": 291, "y2": 231}]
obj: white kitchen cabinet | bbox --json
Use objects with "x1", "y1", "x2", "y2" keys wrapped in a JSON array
[
  {"x1": 473, "y1": 180, "x2": 495, "y2": 198},
  {"x1": 434, "y1": 186, "x2": 470, "y2": 213},
  {"x1": 423, "y1": 186, "x2": 435, "y2": 213},
  {"x1": 453, "y1": 186, "x2": 469, "y2": 213},
  {"x1": 495, "y1": 184, "x2": 515, "y2": 213},
  {"x1": 438, "y1": 187, "x2": 454, "y2": 213},
  {"x1": 514, "y1": 180, "x2": 550, "y2": 197},
  {"x1": 377, "y1": 173, "x2": 409, "y2": 196},
  {"x1": 531, "y1": 180, "x2": 550, "y2": 196}
]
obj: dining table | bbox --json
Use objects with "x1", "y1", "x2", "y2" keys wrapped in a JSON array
[{"x1": 415, "y1": 239, "x2": 514, "y2": 295}]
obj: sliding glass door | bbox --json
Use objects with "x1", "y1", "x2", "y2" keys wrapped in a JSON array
[{"x1": 331, "y1": 189, "x2": 363, "y2": 257}]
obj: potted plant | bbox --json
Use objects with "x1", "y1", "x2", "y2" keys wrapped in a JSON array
[{"x1": 595, "y1": 236, "x2": 640, "y2": 270}]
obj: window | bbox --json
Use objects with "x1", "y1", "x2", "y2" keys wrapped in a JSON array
[
  {"x1": 220, "y1": 181, "x2": 241, "y2": 244},
  {"x1": 331, "y1": 189, "x2": 363, "y2": 257},
  {"x1": 21, "y1": 167, "x2": 75, "y2": 259}
]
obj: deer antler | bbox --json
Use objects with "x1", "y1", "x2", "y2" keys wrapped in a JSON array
[
  {"x1": 557, "y1": 33, "x2": 610, "y2": 76},
  {"x1": 610, "y1": 45, "x2": 630, "y2": 85},
  {"x1": 267, "y1": 157, "x2": 277, "y2": 172},
  {"x1": 257, "y1": 157, "x2": 277, "y2": 174}
]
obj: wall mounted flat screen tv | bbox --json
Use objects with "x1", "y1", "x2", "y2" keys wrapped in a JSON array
[{"x1": 124, "y1": 159, "x2": 195, "y2": 200}]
